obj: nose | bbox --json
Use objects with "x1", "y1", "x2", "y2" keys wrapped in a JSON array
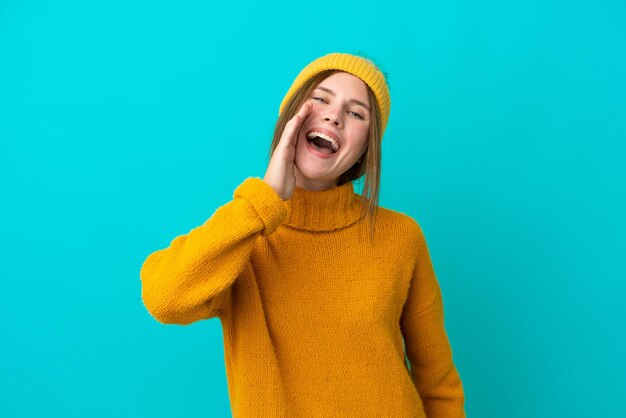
[{"x1": 323, "y1": 110, "x2": 343, "y2": 127}]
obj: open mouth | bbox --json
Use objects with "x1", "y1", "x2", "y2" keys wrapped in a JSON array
[{"x1": 306, "y1": 131, "x2": 339, "y2": 155}]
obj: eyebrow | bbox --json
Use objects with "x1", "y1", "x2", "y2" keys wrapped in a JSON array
[{"x1": 315, "y1": 86, "x2": 371, "y2": 112}]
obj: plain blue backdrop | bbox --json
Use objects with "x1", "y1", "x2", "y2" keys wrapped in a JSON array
[{"x1": 1, "y1": 0, "x2": 624, "y2": 416}]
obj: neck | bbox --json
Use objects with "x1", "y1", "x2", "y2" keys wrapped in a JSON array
[{"x1": 294, "y1": 167, "x2": 337, "y2": 191}]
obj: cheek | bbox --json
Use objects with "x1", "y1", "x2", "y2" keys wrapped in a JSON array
[
  {"x1": 355, "y1": 125, "x2": 370, "y2": 147},
  {"x1": 308, "y1": 101, "x2": 325, "y2": 117}
]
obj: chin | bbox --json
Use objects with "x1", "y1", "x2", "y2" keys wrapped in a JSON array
[
  {"x1": 294, "y1": 142, "x2": 341, "y2": 185},
  {"x1": 297, "y1": 165, "x2": 333, "y2": 182}
]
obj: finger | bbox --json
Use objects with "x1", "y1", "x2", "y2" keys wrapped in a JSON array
[
  {"x1": 280, "y1": 118, "x2": 300, "y2": 148},
  {"x1": 280, "y1": 102, "x2": 312, "y2": 148},
  {"x1": 287, "y1": 101, "x2": 312, "y2": 133},
  {"x1": 289, "y1": 101, "x2": 313, "y2": 140},
  {"x1": 295, "y1": 100, "x2": 313, "y2": 119}
]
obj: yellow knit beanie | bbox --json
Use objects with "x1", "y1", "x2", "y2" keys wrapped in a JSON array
[{"x1": 279, "y1": 52, "x2": 391, "y2": 136}]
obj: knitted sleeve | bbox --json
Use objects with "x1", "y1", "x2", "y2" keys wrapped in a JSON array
[
  {"x1": 400, "y1": 223, "x2": 466, "y2": 418},
  {"x1": 140, "y1": 177, "x2": 287, "y2": 325}
]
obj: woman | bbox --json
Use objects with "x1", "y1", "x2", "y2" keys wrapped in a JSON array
[{"x1": 140, "y1": 52, "x2": 465, "y2": 417}]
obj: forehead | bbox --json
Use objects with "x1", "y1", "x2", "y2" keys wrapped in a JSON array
[{"x1": 315, "y1": 71, "x2": 370, "y2": 103}]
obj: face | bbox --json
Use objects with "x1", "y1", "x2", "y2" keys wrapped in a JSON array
[{"x1": 294, "y1": 71, "x2": 371, "y2": 191}]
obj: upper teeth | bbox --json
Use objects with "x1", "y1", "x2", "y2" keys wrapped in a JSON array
[{"x1": 307, "y1": 131, "x2": 339, "y2": 151}]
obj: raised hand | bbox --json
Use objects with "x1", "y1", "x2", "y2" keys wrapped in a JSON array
[{"x1": 263, "y1": 101, "x2": 312, "y2": 200}]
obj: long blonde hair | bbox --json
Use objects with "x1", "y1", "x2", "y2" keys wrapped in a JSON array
[{"x1": 268, "y1": 70, "x2": 383, "y2": 240}]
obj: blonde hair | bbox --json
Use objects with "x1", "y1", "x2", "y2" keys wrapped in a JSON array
[{"x1": 268, "y1": 70, "x2": 382, "y2": 240}]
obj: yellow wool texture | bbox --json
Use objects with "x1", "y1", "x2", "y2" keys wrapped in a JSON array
[{"x1": 140, "y1": 177, "x2": 465, "y2": 417}]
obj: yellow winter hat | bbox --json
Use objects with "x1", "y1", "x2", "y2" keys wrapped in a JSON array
[{"x1": 279, "y1": 52, "x2": 391, "y2": 136}]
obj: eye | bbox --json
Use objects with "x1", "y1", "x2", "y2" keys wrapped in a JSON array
[
  {"x1": 348, "y1": 110, "x2": 364, "y2": 120},
  {"x1": 312, "y1": 97, "x2": 327, "y2": 103}
]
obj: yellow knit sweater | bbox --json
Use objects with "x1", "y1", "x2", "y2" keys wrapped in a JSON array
[{"x1": 140, "y1": 177, "x2": 465, "y2": 417}]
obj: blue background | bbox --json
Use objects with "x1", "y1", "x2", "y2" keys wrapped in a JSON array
[{"x1": 1, "y1": 0, "x2": 625, "y2": 416}]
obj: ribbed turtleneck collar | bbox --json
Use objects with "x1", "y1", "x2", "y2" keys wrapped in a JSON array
[{"x1": 283, "y1": 181, "x2": 364, "y2": 232}]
